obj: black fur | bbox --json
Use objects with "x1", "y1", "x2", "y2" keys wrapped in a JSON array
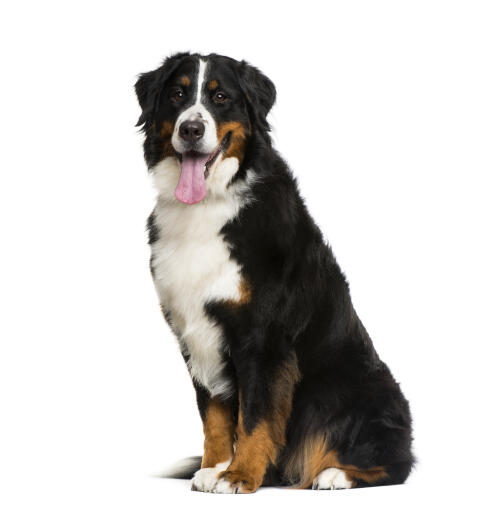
[{"x1": 136, "y1": 53, "x2": 414, "y2": 489}]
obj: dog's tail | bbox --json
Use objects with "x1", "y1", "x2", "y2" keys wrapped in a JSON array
[{"x1": 158, "y1": 456, "x2": 202, "y2": 479}]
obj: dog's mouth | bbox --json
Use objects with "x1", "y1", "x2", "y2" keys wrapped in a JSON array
[{"x1": 175, "y1": 133, "x2": 231, "y2": 205}]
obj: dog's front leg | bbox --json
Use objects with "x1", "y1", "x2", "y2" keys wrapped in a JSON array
[
  {"x1": 190, "y1": 388, "x2": 235, "y2": 492},
  {"x1": 215, "y1": 352, "x2": 300, "y2": 494},
  {"x1": 201, "y1": 397, "x2": 235, "y2": 469}
]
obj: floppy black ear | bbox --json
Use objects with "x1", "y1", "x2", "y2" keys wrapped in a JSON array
[
  {"x1": 134, "y1": 52, "x2": 191, "y2": 128},
  {"x1": 236, "y1": 61, "x2": 276, "y2": 132},
  {"x1": 135, "y1": 69, "x2": 159, "y2": 127}
]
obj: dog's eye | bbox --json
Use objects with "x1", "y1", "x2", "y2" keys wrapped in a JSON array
[
  {"x1": 213, "y1": 91, "x2": 228, "y2": 104},
  {"x1": 170, "y1": 89, "x2": 185, "y2": 102}
]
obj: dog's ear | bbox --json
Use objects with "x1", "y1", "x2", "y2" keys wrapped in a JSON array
[
  {"x1": 134, "y1": 52, "x2": 191, "y2": 128},
  {"x1": 236, "y1": 61, "x2": 276, "y2": 133},
  {"x1": 135, "y1": 69, "x2": 159, "y2": 127}
]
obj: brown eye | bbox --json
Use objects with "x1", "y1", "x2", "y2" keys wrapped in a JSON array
[
  {"x1": 170, "y1": 89, "x2": 185, "y2": 102},
  {"x1": 213, "y1": 91, "x2": 228, "y2": 104}
]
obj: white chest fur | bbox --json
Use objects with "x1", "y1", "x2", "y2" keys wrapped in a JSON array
[{"x1": 149, "y1": 157, "x2": 252, "y2": 397}]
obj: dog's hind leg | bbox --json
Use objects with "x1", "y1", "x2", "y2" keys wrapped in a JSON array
[{"x1": 282, "y1": 428, "x2": 413, "y2": 489}]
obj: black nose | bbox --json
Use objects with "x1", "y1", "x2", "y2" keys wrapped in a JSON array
[{"x1": 179, "y1": 121, "x2": 205, "y2": 143}]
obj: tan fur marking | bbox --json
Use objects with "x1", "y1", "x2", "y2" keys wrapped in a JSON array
[
  {"x1": 342, "y1": 465, "x2": 388, "y2": 485},
  {"x1": 209, "y1": 79, "x2": 219, "y2": 90},
  {"x1": 219, "y1": 355, "x2": 300, "y2": 493},
  {"x1": 224, "y1": 279, "x2": 252, "y2": 308},
  {"x1": 160, "y1": 121, "x2": 175, "y2": 157},
  {"x1": 238, "y1": 280, "x2": 251, "y2": 305},
  {"x1": 285, "y1": 433, "x2": 388, "y2": 489},
  {"x1": 160, "y1": 121, "x2": 173, "y2": 137},
  {"x1": 218, "y1": 414, "x2": 276, "y2": 493},
  {"x1": 201, "y1": 399, "x2": 235, "y2": 468},
  {"x1": 269, "y1": 354, "x2": 301, "y2": 447},
  {"x1": 180, "y1": 76, "x2": 191, "y2": 86},
  {"x1": 216, "y1": 121, "x2": 247, "y2": 162}
]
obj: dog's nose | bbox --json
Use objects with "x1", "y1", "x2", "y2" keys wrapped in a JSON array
[{"x1": 179, "y1": 121, "x2": 205, "y2": 143}]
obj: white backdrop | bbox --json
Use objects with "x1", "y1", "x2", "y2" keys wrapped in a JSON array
[{"x1": 1, "y1": 1, "x2": 493, "y2": 509}]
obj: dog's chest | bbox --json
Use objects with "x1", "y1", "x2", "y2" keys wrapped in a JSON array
[{"x1": 150, "y1": 198, "x2": 242, "y2": 397}]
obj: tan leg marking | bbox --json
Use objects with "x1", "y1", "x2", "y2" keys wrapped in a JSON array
[
  {"x1": 218, "y1": 413, "x2": 275, "y2": 493},
  {"x1": 201, "y1": 399, "x2": 235, "y2": 469},
  {"x1": 217, "y1": 355, "x2": 300, "y2": 493}
]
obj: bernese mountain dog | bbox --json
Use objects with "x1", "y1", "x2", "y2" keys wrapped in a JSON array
[{"x1": 135, "y1": 52, "x2": 414, "y2": 493}]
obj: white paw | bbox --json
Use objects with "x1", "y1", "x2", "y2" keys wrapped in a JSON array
[
  {"x1": 312, "y1": 468, "x2": 353, "y2": 490},
  {"x1": 213, "y1": 477, "x2": 238, "y2": 494},
  {"x1": 191, "y1": 460, "x2": 230, "y2": 493}
]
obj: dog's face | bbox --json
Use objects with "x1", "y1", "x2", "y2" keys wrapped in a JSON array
[{"x1": 135, "y1": 53, "x2": 276, "y2": 204}]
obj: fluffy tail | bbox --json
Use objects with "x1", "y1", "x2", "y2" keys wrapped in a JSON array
[{"x1": 159, "y1": 456, "x2": 202, "y2": 479}]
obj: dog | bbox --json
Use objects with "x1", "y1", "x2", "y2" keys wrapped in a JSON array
[{"x1": 135, "y1": 52, "x2": 414, "y2": 493}]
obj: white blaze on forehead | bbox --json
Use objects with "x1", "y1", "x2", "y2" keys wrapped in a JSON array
[
  {"x1": 195, "y1": 58, "x2": 207, "y2": 103},
  {"x1": 171, "y1": 59, "x2": 218, "y2": 154}
]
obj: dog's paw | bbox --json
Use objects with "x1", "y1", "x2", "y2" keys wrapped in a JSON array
[
  {"x1": 312, "y1": 468, "x2": 353, "y2": 490},
  {"x1": 191, "y1": 461, "x2": 230, "y2": 492},
  {"x1": 214, "y1": 469, "x2": 261, "y2": 494}
]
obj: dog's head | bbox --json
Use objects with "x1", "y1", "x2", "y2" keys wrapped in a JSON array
[{"x1": 135, "y1": 53, "x2": 276, "y2": 204}]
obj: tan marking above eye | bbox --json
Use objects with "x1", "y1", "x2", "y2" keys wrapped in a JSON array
[
  {"x1": 180, "y1": 76, "x2": 191, "y2": 86},
  {"x1": 209, "y1": 79, "x2": 219, "y2": 90}
]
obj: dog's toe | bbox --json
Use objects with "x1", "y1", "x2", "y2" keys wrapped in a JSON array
[
  {"x1": 213, "y1": 469, "x2": 260, "y2": 494},
  {"x1": 213, "y1": 477, "x2": 238, "y2": 494}
]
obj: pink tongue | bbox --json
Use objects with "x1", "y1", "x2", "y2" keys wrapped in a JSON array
[{"x1": 175, "y1": 153, "x2": 209, "y2": 204}]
